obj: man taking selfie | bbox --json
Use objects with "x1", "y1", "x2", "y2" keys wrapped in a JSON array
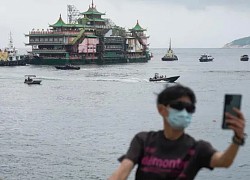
[{"x1": 109, "y1": 84, "x2": 246, "y2": 180}]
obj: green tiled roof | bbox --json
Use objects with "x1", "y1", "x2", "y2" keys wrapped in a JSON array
[
  {"x1": 50, "y1": 15, "x2": 85, "y2": 28},
  {"x1": 50, "y1": 14, "x2": 66, "y2": 27},
  {"x1": 130, "y1": 20, "x2": 146, "y2": 32},
  {"x1": 81, "y1": 4, "x2": 105, "y2": 15}
]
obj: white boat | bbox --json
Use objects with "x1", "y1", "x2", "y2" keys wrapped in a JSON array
[
  {"x1": 162, "y1": 39, "x2": 178, "y2": 61},
  {"x1": 199, "y1": 54, "x2": 214, "y2": 62},
  {"x1": 0, "y1": 32, "x2": 26, "y2": 66},
  {"x1": 24, "y1": 75, "x2": 42, "y2": 85},
  {"x1": 149, "y1": 73, "x2": 180, "y2": 82}
]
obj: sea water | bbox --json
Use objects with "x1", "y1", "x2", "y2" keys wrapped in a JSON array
[{"x1": 0, "y1": 48, "x2": 250, "y2": 179}]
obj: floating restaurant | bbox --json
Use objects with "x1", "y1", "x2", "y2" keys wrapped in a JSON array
[{"x1": 25, "y1": 0, "x2": 151, "y2": 65}]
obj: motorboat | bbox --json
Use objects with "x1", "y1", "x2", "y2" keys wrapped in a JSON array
[
  {"x1": 199, "y1": 54, "x2": 214, "y2": 62},
  {"x1": 149, "y1": 73, "x2": 180, "y2": 82},
  {"x1": 24, "y1": 75, "x2": 42, "y2": 85},
  {"x1": 55, "y1": 64, "x2": 80, "y2": 70},
  {"x1": 240, "y1": 55, "x2": 249, "y2": 61},
  {"x1": 162, "y1": 39, "x2": 178, "y2": 61}
]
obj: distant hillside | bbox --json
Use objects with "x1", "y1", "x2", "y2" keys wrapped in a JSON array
[{"x1": 223, "y1": 36, "x2": 250, "y2": 48}]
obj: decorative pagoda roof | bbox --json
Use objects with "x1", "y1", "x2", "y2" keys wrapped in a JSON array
[
  {"x1": 50, "y1": 14, "x2": 66, "y2": 27},
  {"x1": 49, "y1": 15, "x2": 85, "y2": 28},
  {"x1": 81, "y1": 0, "x2": 105, "y2": 15},
  {"x1": 129, "y1": 20, "x2": 146, "y2": 32}
]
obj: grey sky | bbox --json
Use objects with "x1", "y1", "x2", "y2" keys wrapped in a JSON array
[
  {"x1": 135, "y1": 0, "x2": 250, "y2": 10},
  {"x1": 1, "y1": 0, "x2": 250, "y2": 49}
]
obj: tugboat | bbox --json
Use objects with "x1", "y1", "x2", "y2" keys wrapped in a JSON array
[
  {"x1": 0, "y1": 32, "x2": 26, "y2": 66},
  {"x1": 24, "y1": 75, "x2": 42, "y2": 85},
  {"x1": 149, "y1": 73, "x2": 180, "y2": 82},
  {"x1": 199, "y1": 54, "x2": 214, "y2": 62},
  {"x1": 162, "y1": 39, "x2": 178, "y2": 61},
  {"x1": 240, "y1": 55, "x2": 249, "y2": 61}
]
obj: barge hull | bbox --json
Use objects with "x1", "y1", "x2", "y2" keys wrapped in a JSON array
[{"x1": 27, "y1": 57, "x2": 149, "y2": 65}]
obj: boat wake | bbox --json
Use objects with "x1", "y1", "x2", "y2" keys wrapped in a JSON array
[
  {"x1": 37, "y1": 77, "x2": 65, "y2": 81},
  {"x1": 207, "y1": 70, "x2": 250, "y2": 74},
  {"x1": 92, "y1": 78, "x2": 148, "y2": 83}
]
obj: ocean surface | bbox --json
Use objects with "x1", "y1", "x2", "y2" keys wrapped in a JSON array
[{"x1": 1, "y1": 48, "x2": 250, "y2": 180}]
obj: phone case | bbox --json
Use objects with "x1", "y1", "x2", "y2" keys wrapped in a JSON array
[{"x1": 222, "y1": 94, "x2": 242, "y2": 129}]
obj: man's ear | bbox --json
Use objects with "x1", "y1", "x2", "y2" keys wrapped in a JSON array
[{"x1": 157, "y1": 104, "x2": 168, "y2": 117}]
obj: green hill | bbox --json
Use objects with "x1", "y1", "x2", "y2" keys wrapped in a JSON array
[{"x1": 223, "y1": 36, "x2": 250, "y2": 48}]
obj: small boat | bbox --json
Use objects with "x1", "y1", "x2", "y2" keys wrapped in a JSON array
[
  {"x1": 149, "y1": 73, "x2": 180, "y2": 82},
  {"x1": 24, "y1": 75, "x2": 42, "y2": 85},
  {"x1": 162, "y1": 39, "x2": 178, "y2": 61},
  {"x1": 240, "y1": 55, "x2": 249, "y2": 61},
  {"x1": 199, "y1": 54, "x2": 214, "y2": 62},
  {"x1": 55, "y1": 64, "x2": 80, "y2": 70}
]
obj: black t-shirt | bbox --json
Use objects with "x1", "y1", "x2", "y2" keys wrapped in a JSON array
[{"x1": 119, "y1": 130, "x2": 217, "y2": 180}]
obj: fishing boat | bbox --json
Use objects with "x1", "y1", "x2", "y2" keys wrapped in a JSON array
[
  {"x1": 55, "y1": 64, "x2": 80, "y2": 70},
  {"x1": 162, "y1": 39, "x2": 178, "y2": 61},
  {"x1": 199, "y1": 54, "x2": 214, "y2": 62},
  {"x1": 149, "y1": 73, "x2": 180, "y2": 82},
  {"x1": 25, "y1": 1, "x2": 152, "y2": 65},
  {"x1": 0, "y1": 32, "x2": 26, "y2": 66},
  {"x1": 24, "y1": 75, "x2": 42, "y2": 85},
  {"x1": 240, "y1": 55, "x2": 249, "y2": 61}
]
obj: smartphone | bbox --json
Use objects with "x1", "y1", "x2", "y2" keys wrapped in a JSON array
[{"x1": 222, "y1": 94, "x2": 242, "y2": 129}]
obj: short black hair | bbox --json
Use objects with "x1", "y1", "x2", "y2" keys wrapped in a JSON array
[{"x1": 157, "y1": 84, "x2": 196, "y2": 105}]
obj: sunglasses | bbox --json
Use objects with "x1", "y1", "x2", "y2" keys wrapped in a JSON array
[{"x1": 169, "y1": 101, "x2": 195, "y2": 113}]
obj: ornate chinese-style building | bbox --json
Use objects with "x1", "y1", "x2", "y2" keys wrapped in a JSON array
[{"x1": 25, "y1": 0, "x2": 151, "y2": 65}]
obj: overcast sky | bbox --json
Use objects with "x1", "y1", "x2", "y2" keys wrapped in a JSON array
[{"x1": 1, "y1": 0, "x2": 250, "y2": 49}]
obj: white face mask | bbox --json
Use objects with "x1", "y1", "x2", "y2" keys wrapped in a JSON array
[{"x1": 166, "y1": 107, "x2": 192, "y2": 130}]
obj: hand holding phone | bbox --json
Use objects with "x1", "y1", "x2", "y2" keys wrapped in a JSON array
[{"x1": 222, "y1": 94, "x2": 242, "y2": 129}]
